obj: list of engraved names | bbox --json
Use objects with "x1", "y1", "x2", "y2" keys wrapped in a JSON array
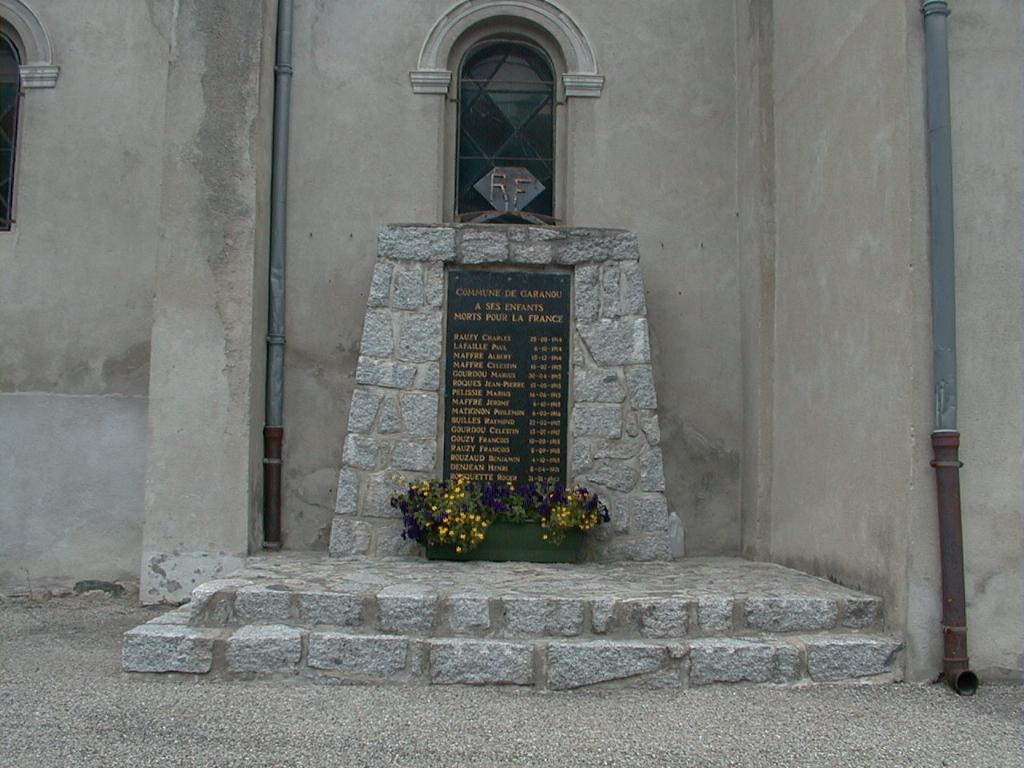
[{"x1": 443, "y1": 269, "x2": 570, "y2": 486}]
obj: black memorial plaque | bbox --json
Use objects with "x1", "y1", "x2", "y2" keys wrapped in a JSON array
[{"x1": 443, "y1": 269, "x2": 571, "y2": 486}]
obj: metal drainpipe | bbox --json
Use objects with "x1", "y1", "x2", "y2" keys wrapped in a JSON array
[
  {"x1": 921, "y1": 0, "x2": 978, "y2": 695},
  {"x1": 263, "y1": 0, "x2": 294, "y2": 551}
]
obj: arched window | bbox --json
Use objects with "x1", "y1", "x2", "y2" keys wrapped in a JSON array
[
  {"x1": 0, "y1": 33, "x2": 20, "y2": 230},
  {"x1": 456, "y1": 40, "x2": 555, "y2": 223}
]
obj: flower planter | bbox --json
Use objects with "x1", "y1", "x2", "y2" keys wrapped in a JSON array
[{"x1": 426, "y1": 522, "x2": 584, "y2": 563}]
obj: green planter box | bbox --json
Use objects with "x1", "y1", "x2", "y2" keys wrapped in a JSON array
[{"x1": 426, "y1": 522, "x2": 584, "y2": 563}]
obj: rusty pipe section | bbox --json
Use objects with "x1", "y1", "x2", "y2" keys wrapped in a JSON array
[
  {"x1": 930, "y1": 433, "x2": 978, "y2": 695},
  {"x1": 922, "y1": 0, "x2": 977, "y2": 695},
  {"x1": 263, "y1": 426, "x2": 283, "y2": 550}
]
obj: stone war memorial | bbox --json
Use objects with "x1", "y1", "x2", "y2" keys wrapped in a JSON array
[
  {"x1": 122, "y1": 223, "x2": 902, "y2": 688},
  {"x1": 329, "y1": 224, "x2": 679, "y2": 562}
]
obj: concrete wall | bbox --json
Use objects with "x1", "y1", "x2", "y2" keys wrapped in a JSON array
[
  {"x1": 140, "y1": 0, "x2": 275, "y2": 603},
  {"x1": 736, "y1": 0, "x2": 775, "y2": 561},
  {"x1": 0, "y1": 1, "x2": 171, "y2": 592},
  {"x1": 769, "y1": 0, "x2": 919, "y2": 623},
  {"x1": 945, "y1": 0, "x2": 1023, "y2": 681},
  {"x1": 281, "y1": 0, "x2": 743, "y2": 555},
  {"x1": 763, "y1": 0, "x2": 1022, "y2": 681}
]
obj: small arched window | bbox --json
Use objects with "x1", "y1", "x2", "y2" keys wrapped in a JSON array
[
  {"x1": 456, "y1": 40, "x2": 555, "y2": 223},
  {"x1": 0, "y1": 33, "x2": 20, "y2": 230}
]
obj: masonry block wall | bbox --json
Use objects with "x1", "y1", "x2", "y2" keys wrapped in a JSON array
[{"x1": 329, "y1": 224, "x2": 680, "y2": 561}]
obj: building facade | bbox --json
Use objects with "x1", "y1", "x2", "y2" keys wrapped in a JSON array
[{"x1": 0, "y1": 0, "x2": 1020, "y2": 682}]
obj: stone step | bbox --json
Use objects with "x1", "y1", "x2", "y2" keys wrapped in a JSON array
[
  {"x1": 122, "y1": 621, "x2": 902, "y2": 689},
  {"x1": 123, "y1": 555, "x2": 902, "y2": 688},
  {"x1": 182, "y1": 556, "x2": 885, "y2": 640}
]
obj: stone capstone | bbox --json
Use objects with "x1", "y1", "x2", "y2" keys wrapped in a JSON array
[
  {"x1": 546, "y1": 641, "x2": 668, "y2": 690},
  {"x1": 578, "y1": 318, "x2": 651, "y2": 365},
  {"x1": 804, "y1": 636, "x2": 901, "y2": 681},
  {"x1": 689, "y1": 639, "x2": 801, "y2": 685},
  {"x1": 234, "y1": 584, "x2": 292, "y2": 622},
  {"x1": 503, "y1": 597, "x2": 584, "y2": 636},
  {"x1": 347, "y1": 390, "x2": 383, "y2": 433},
  {"x1": 328, "y1": 519, "x2": 372, "y2": 555},
  {"x1": 122, "y1": 624, "x2": 217, "y2": 673},
  {"x1": 598, "y1": 534, "x2": 673, "y2": 562},
  {"x1": 297, "y1": 590, "x2": 363, "y2": 626},
  {"x1": 334, "y1": 467, "x2": 360, "y2": 515},
  {"x1": 698, "y1": 598, "x2": 735, "y2": 632},
  {"x1": 572, "y1": 403, "x2": 623, "y2": 439},
  {"x1": 364, "y1": 472, "x2": 405, "y2": 517},
  {"x1": 573, "y1": 264, "x2": 600, "y2": 321},
  {"x1": 573, "y1": 368, "x2": 625, "y2": 403},
  {"x1": 448, "y1": 593, "x2": 492, "y2": 632},
  {"x1": 377, "y1": 396, "x2": 402, "y2": 434},
  {"x1": 375, "y1": 527, "x2": 421, "y2": 556},
  {"x1": 842, "y1": 598, "x2": 882, "y2": 629},
  {"x1": 626, "y1": 598, "x2": 690, "y2": 637},
  {"x1": 460, "y1": 229, "x2": 509, "y2": 263},
  {"x1": 639, "y1": 448, "x2": 666, "y2": 492},
  {"x1": 397, "y1": 311, "x2": 442, "y2": 363},
  {"x1": 625, "y1": 365, "x2": 657, "y2": 409},
  {"x1": 342, "y1": 434, "x2": 382, "y2": 470},
  {"x1": 578, "y1": 460, "x2": 638, "y2": 492},
  {"x1": 600, "y1": 264, "x2": 621, "y2": 318},
  {"x1": 307, "y1": 632, "x2": 410, "y2": 678},
  {"x1": 745, "y1": 596, "x2": 838, "y2": 632},
  {"x1": 377, "y1": 584, "x2": 438, "y2": 632},
  {"x1": 414, "y1": 362, "x2": 440, "y2": 391},
  {"x1": 630, "y1": 494, "x2": 670, "y2": 532},
  {"x1": 619, "y1": 262, "x2": 647, "y2": 315},
  {"x1": 429, "y1": 639, "x2": 533, "y2": 685},
  {"x1": 392, "y1": 264, "x2": 425, "y2": 309},
  {"x1": 400, "y1": 392, "x2": 439, "y2": 437},
  {"x1": 360, "y1": 309, "x2": 394, "y2": 358},
  {"x1": 590, "y1": 597, "x2": 616, "y2": 634},
  {"x1": 226, "y1": 624, "x2": 302, "y2": 673},
  {"x1": 571, "y1": 440, "x2": 592, "y2": 474},
  {"x1": 188, "y1": 578, "x2": 253, "y2": 621},
  {"x1": 378, "y1": 225, "x2": 455, "y2": 261},
  {"x1": 638, "y1": 412, "x2": 661, "y2": 445},
  {"x1": 367, "y1": 260, "x2": 394, "y2": 307},
  {"x1": 355, "y1": 356, "x2": 417, "y2": 389},
  {"x1": 424, "y1": 263, "x2": 444, "y2": 307},
  {"x1": 391, "y1": 439, "x2": 436, "y2": 472}
]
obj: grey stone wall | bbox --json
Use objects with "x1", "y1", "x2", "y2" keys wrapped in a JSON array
[{"x1": 329, "y1": 224, "x2": 679, "y2": 561}]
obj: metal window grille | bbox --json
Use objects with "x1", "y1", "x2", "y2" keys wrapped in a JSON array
[
  {"x1": 0, "y1": 34, "x2": 20, "y2": 230},
  {"x1": 456, "y1": 41, "x2": 555, "y2": 221}
]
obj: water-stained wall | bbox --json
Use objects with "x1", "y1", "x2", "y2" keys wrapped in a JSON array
[
  {"x1": 762, "y1": 0, "x2": 1022, "y2": 681},
  {"x1": 0, "y1": 1, "x2": 171, "y2": 590}
]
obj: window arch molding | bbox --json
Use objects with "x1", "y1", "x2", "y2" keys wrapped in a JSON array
[
  {"x1": 0, "y1": 0, "x2": 58, "y2": 88},
  {"x1": 411, "y1": 0, "x2": 602, "y2": 98}
]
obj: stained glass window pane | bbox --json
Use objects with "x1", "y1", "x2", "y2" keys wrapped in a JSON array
[
  {"x1": 0, "y1": 35, "x2": 20, "y2": 230},
  {"x1": 457, "y1": 42, "x2": 555, "y2": 220}
]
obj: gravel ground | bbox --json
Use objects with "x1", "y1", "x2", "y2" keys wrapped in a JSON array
[{"x1": 1, "y1": 593, "x2": 1020, "y2": 768}]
